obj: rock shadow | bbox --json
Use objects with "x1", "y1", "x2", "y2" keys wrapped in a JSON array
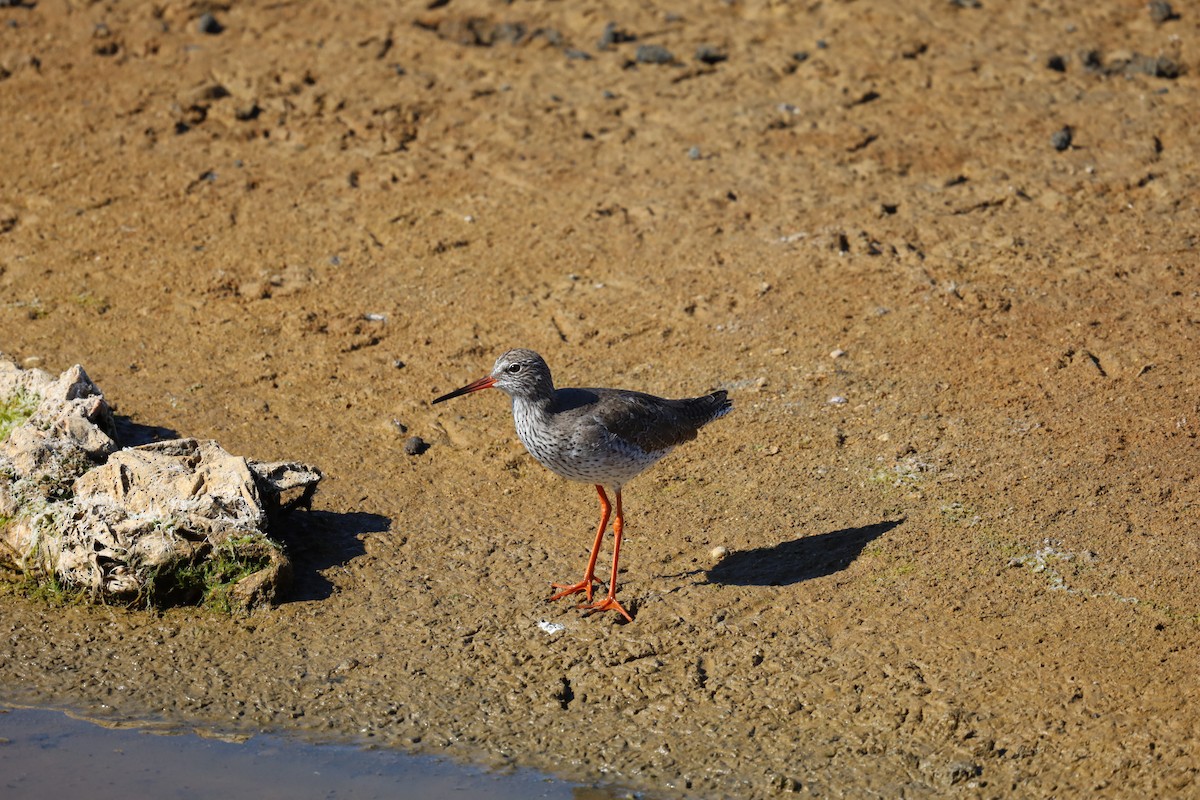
[
  {"x1": 113, "y1": 415, "x2": 181, "y2": 446},
  {"x1": 275, "y1": 510, "x2": 389, "y2": 602},
  {"x1": 706, "y1": 518, "x2": 903, "y2": 586}
]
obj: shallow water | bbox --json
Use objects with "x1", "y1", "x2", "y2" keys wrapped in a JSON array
[{"x1": 0, "y1": 705, "x2": 615, "y2": 800}]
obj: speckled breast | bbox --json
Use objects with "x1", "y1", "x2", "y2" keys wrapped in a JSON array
[{"x1": 513, "y1": 403, "x2": 668, "y2": 486}]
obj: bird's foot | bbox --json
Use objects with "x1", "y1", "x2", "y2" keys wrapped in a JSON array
[
  {"x1": 579, "y1": 594, "x2": 633, "y2": 623},
  {"x1": 549, "y1": 577, "x2": 600, "y2": 604}
]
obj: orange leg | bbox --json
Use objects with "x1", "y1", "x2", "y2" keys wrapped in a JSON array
[
  {"x1": 579, "y1": 489, "x2": 633, "y2": 622},
  {"x1": 549, "y1": 485, "x2": 610, "y2": 604}
]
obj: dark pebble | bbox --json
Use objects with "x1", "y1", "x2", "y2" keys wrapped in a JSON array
[
  {"x1": 536, "y1": 28, "x2": 563, "y2": 47},
  {"x1": 792, "y1": 51, "x2": 810, "y2": 63},
  {"x1": 404, "y1": 436, "x2": 429, "y2": 456},
  {"x1": 491, "y1": 22, "x2": 526, "y2": 45},
  {"x1": 1051, "y1": 126, "x2": 1073, "y2": 151},
  {"x1": 564, "y1": 48, "x2": 592, "y2": 61},
  {"x1": 597, "y1": 21, "x2": 636, "y2": 50},
  {"x1": 1127, "y1": 54, "x2": 1181, "y2": 79},
  {"x1": 197, "y1": 12, "x2": 223, "y2": 35},
  {"x1": 694, "y1": 44, "x2": 727, "y2": 65},
  {"x1": 1046, "y1": 54, "x2": 1066, "y2": 72},
  {"x1": 635, "y1": 44, "x2": 674, "y2": 64},
  {"x1": 1148, "y1": 1, "x2": 1177, "y2": 23}
]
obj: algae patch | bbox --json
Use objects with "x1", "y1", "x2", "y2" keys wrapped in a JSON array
[{"x1": 0, "y1": 387, "x2": 39, "y2": 443}]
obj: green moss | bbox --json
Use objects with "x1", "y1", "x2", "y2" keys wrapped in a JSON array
[
  {"x1": 0, "y1": 569, "x2": 90, "y2": 607},
  {"x1": 0, "y1": 387, "x2": 40, "y2": 442},
  {"x1": 147, "y1": 536, "x2": 276, "y2": 613},
  {"x1": 70, "y1": 292, "x2": 111, "y2": 314}
]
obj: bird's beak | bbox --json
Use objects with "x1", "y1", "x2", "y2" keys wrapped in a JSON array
[{"x1": 432, "y1": 375, "x2": 497, "y2": 404}]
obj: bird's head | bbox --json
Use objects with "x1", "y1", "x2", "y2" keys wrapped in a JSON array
[{"x1": 432, "y1": 348, "x2": 555, "y2": 404}]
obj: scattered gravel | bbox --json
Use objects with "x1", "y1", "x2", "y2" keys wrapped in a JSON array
[
  {"x1": 635, "y1": 44, "x2": 674, "y2": 64},
  {"x1": 694, "y1": 44, "x2": 727, "y2": 65},
  {"x1": 1051, "y1": 126, "x2": 1073, "y2": 151},
  {"x1": 597, "y1": 21, "x2": 635, "y2": 50},
  {"x1": 197, "y1": 12, "x2": 223, "y2": 35},
  {"x1": 1147, "y1": 1, "x2": 1177, "y2": 23}
]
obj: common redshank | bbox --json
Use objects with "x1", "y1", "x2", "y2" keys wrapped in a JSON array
[{"x1": 432, "y1": 349, "x2": 732, "y2": 622}]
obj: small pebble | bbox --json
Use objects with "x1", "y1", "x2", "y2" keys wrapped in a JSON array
[
  {"x1": 829, "y1": 395, "x2": 848, "y2": 405},
  {"x1": 197, "y1": 12, "x2": 223, "y2": 35},
  {"x1": 403, "y1": 436, "x2": 429, "y2": 456},
  {"x1": 597, "y1": 21, "x2": 635, "y2": 50},
  {"x1": 1046, "y1": 54, "x2": 1066, "y2": 72},
  {"x1": 364, "y1": 313, "x2": 386, "y2": 322},
  {"x1": 1148, "y1": 1, "x2": 1176, "y2": 24},
  {"x1": 537, "y1": 620, "x2": 565, "y2": 635},
  {"x1": 709, "y1": 546, "x2": 728, "y2": 561},
  {"x1": 694, "y1": 44, "x2": 728, "y2": 65},
  {"x1": 635, "y1": 44, "x2": 674, "y2": 64},
  {"x1": 687, "y1": 146, "x2": 701, "y2": 160},
  {"x1": 564, "y1": 48, "x2": 592, "y2": 61},
  {"x1": 1051, "y1": 126, "x2": 1073, "y2": 151},
  {"x1": 830, "y1": 348, "x2": 847, "y2": 359}
]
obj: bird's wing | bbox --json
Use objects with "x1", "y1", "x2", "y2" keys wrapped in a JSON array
[{"x1": 595, "y1": 390, "x2": 730, "y2": 454}]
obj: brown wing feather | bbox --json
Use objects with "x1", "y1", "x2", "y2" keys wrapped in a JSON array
[{"x1": 598, "y1": 390, "x2": 731, "y2": 453}]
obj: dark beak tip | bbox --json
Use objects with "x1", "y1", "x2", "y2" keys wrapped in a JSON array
[{"x1": 431, "y1": 375, "x2": 495, "y2": 405}]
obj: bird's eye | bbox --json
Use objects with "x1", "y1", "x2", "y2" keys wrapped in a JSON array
[{"x1": 506, "y1": 363, "x2": 523, "y2": 374}]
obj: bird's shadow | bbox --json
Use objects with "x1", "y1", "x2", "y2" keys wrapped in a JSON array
[
  {"x1": 706, "y1": 518, "x2": 904, "y2": 586},
  {"x1": 274, "y1": 510, "x2": 389, "y2": 602}
]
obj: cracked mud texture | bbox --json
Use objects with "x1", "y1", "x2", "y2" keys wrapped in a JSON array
[{"x1": 1, "y1": 1, "x2": 1198, "y2": 797}]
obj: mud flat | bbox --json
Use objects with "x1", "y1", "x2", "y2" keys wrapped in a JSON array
[{"x1": 1, "y1": 1, "x2": 1198, "y2": 797}]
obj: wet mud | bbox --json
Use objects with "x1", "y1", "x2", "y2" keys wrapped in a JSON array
[{"x1": 1, "y1": 1, "x2": 1198, "y2": 797}]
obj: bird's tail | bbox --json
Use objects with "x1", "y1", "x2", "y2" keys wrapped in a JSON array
[{"x1": 695, "y1": 390, "x2": 732, "y2": 425}]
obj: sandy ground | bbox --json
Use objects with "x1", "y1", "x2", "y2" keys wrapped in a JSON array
[{"x1": 2, "y1": 0, "x2": 1199, "y2": 797}]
